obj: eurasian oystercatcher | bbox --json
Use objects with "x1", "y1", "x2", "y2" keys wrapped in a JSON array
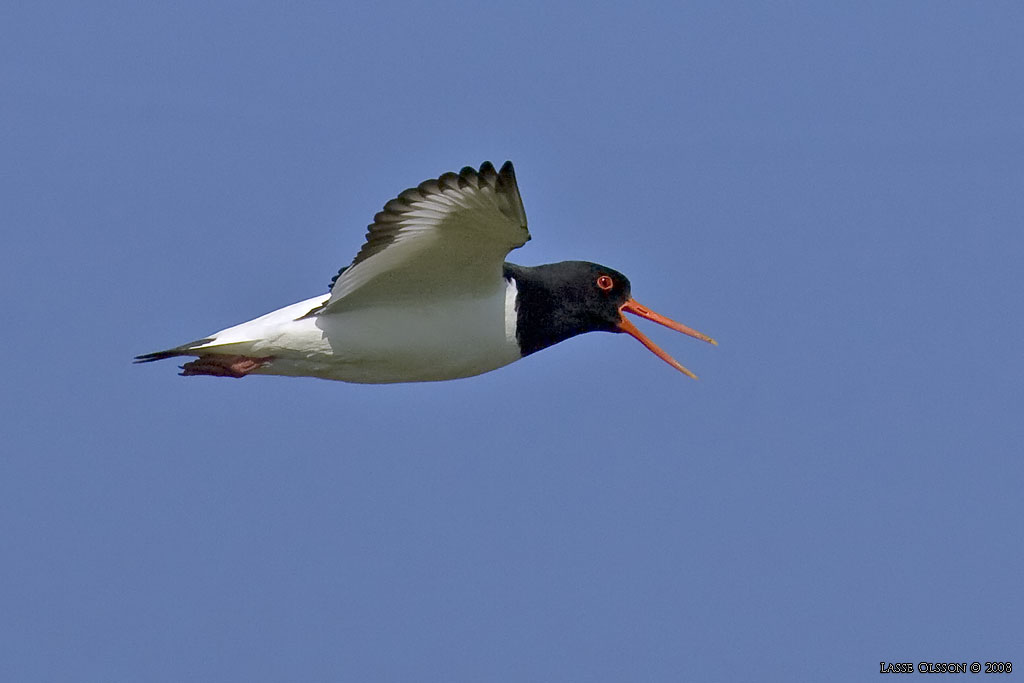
[{"x1": 135, "y1": 161, "x2": 716, "y2": 382}]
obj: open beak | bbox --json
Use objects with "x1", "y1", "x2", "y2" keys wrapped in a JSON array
[{"x1": 617, "y1": 298, "x2": 717, "y2": 379}]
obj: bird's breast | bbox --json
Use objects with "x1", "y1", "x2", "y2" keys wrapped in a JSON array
[{"x1": 264, "y1": 279, "x2": 521, "y2": 383}]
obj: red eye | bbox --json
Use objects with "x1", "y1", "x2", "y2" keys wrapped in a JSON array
[{"x1": 596, "y1": 275, "x2": 614, "y2": 291}]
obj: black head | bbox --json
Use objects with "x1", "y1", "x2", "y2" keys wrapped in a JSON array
[
  {"x1": 514, "y1": 260, "x2": 633, "y2": 331},
  {"x1": 504, "y1": 260, "x2": 717, "y2": 378}
]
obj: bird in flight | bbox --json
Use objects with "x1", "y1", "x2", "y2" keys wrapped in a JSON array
[{"x1": 136, "y1": 161, "x2": 716, "y2": 383}]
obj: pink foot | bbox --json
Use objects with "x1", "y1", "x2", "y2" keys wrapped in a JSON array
[{"x1": 180, "y1": 355, "x2": 272, "y2": 378}]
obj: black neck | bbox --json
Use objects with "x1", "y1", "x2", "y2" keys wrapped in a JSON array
[{"x1": 504, "y1": 262, "x2": 609, "y2": 356}]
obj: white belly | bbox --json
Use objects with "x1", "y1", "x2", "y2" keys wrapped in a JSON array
[{"x1": 213, "y1": 281, "x2": 522, "y2": 383}]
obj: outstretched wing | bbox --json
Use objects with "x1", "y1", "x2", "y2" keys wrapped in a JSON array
[{"x1": 320, "y1": 161, "x2": 530, "y2": 312}]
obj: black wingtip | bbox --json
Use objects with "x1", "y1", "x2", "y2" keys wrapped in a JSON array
[
  {"x1": 468, "y1": 160, "x2": 516, "y2": 193},
  {"x1": 457, "y1": 161, "x2": 513, "y2": 185}
]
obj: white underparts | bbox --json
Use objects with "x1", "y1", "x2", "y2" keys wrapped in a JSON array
[
  {"x1": 504, "y1": 276, "x2": 519, "y2": 346},
  {"x1": 195, "y1": 286, "x2": 523, "y2": 383}
]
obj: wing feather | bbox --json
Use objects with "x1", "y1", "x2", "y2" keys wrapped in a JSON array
[{"x1": 320, "y1": 161, "x2": 530, "y2": 312}]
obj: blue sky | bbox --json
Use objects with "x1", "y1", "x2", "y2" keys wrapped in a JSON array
[{"x1": 3, "y1": 2, "x2": 1022, "y2": 681}]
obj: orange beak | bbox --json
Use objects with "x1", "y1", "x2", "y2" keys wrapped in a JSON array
[{"x1": 617, "y1": 298, "x2": 717, "y2": 379}]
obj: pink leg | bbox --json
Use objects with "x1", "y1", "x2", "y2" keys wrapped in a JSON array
[{"x1": 180, "y1": 355, "x2": 272, "y2": 378}]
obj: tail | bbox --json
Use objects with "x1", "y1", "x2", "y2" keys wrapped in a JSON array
[{"x1": 133, "y1": 337, "x2": 217, "y2": 363}]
